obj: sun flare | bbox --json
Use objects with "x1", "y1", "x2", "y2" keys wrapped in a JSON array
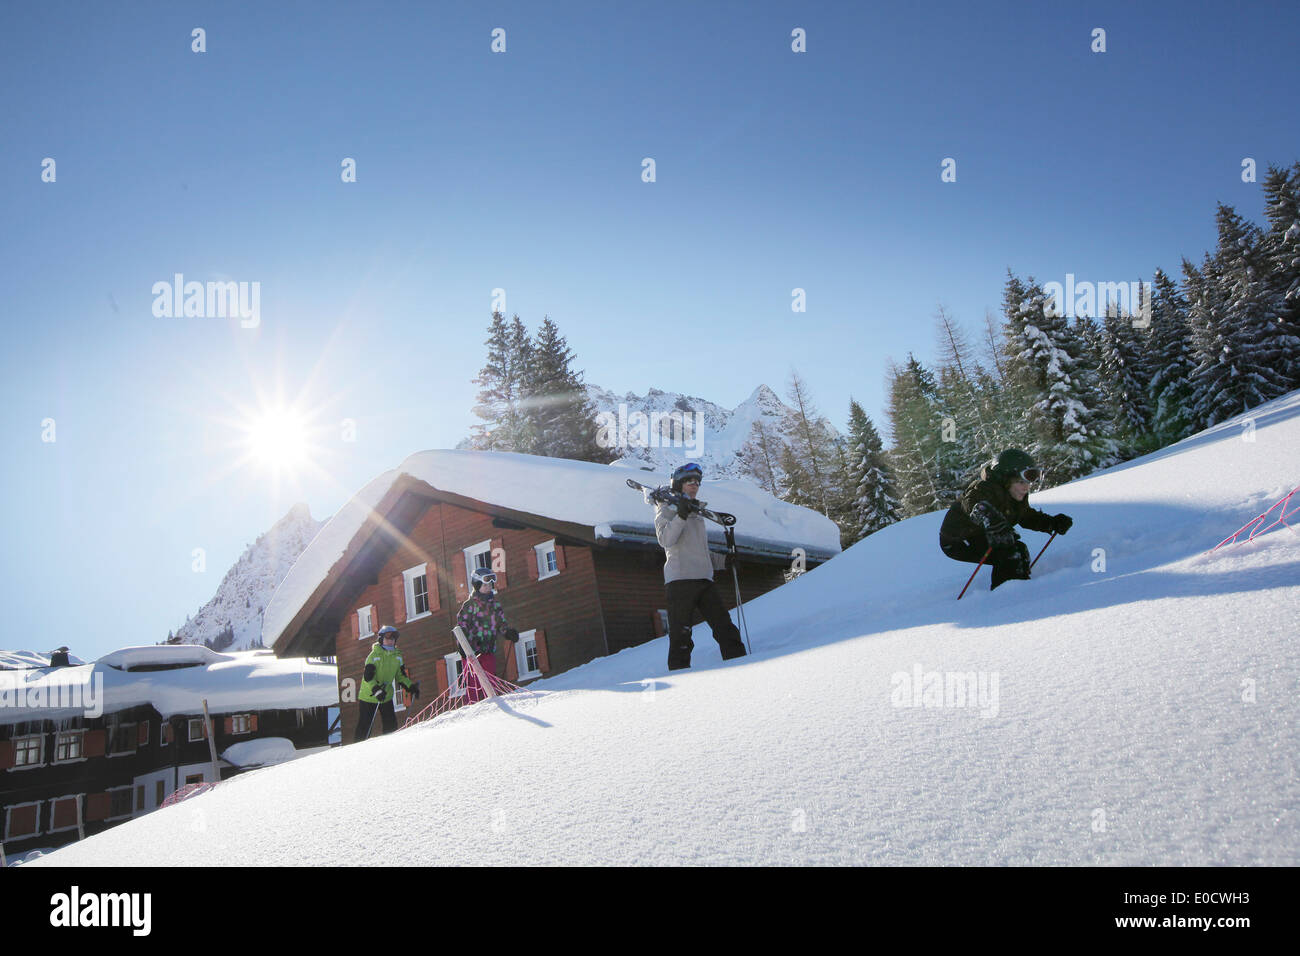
[{"x1": 245, "y1": 407, "x2": 310, "y2": 473}]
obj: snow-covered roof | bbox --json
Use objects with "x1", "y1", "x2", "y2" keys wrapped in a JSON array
[
  {"x1": 263, "y1": 450, "x2": 841, "y2": 651},
  {"x1": 1, "y1": 649, "x2": 87, "y2": 670},
  {"x1": 221, "y1": 736, "x2": 316, "y2": 769},
  {"x1": 0, "y1": 647, "x2": 338, "y2": 725}
]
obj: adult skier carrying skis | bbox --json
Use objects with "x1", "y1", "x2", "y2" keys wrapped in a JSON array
[
  {"x1": 939, "y1": 449, "x2": 1073, "y2": 590},
  {"x1": 655, "y1": 462, "x2": 747, "y2": 670},
  {"x1": 455, "y1": 568, "x2": 518, "y2": 702},
  {"x1": 356, "y1": 625, "x2": 420, "y2": 741}
]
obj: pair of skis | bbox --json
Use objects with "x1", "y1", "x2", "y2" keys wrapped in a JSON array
[{"x1": 625, "y1": 478, "x2": 737, "y2": 527}]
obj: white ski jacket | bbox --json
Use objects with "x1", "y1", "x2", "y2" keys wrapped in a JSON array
[{"x1": 654, "y1": 500, "x2": 715, "y2": 584}]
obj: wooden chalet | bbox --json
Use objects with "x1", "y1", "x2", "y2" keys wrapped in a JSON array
[{"x1": 264, "y1": 452, "x2": 841, "y2": 744}]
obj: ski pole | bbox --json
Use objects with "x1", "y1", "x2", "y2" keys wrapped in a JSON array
[
  {"x1": 1028, "y1": 532, "x2": 1057, "y2": 571},
  {"x1": 725, "y1": 526, "x2": 751, "y2": 653},
  {"x1": 957, "y1": 547, "x2": 993, "y2": 600}
]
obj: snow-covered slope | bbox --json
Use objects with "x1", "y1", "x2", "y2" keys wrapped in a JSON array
[
  {"x1": 33, "y1": 391, "x2": 1300, "y2": 866},
  {"x1": 0, "y1": 649, "x2": 86, "y2": 669},
  {"x1": 170, "y1": 503, "x2": 324, "y2": 651}
]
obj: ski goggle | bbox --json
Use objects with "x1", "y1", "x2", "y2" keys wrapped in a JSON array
[
  {"x1": 1014, "y1": 467, "x2": 1043, "y2": 483},
  {"x1": 472, "y1": 571, "x2": 497, "y2": 586}
]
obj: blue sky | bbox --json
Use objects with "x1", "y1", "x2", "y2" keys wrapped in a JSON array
[{"x1": 2, "y1": 1, "x2": 1298, "y2": 659}]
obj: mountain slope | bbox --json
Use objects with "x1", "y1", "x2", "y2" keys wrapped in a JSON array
[
  {"x1": 34, "y1": 391, "x2": 1300, "y2": 866},
  {"x1": 171, "y1": 504, "x2": 324, "y2": 651}
]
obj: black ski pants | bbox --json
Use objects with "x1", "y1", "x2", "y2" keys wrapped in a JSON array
[
  {"x1": 940, "y1": 534, "x2": 1030, "y2": 590},
  {"x1": 355, "y1": 699, "x2": 396, "y2": 742},
  {"x1": 665, "y1": 578, "x2": 746, "y2": 670}
]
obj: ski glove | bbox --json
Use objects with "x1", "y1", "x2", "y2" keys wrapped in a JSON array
[
  {"x1": 407, "y1": 680, "x2": 421, "y2": 700},
  {"x1": 676, "y1": 498, "x2": 694, "y2": 520},
  {"x1": 1051, "y1": 514, "x2": 1073, "y2": 536},
  {"x1": 372, "y1": 684, "x2": 388, "y2": 702},
  {"x1": 504, "y1": 628, "x2": 519, "y2": 644}
]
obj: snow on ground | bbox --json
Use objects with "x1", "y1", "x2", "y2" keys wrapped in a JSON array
[{"x1": 32, "y1": 392, "x2": 1300, "y2": 866}]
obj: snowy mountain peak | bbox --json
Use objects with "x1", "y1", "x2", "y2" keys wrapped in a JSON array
[{"x1": 172, "y1": 504, "x2": 325, "y2": 651}]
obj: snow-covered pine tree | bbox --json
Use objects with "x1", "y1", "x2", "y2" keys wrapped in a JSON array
[
  {"x1": 845, "y1": 398, "x2": 900, "y2": 542},
  {"x1": 1186, "y1": 206, "x2": 1295, "y2": 428},
  {"x1": 934, "y1": 305, "x2": 996, "y2": 460},
  {"x1": 1001, "y1": 272, "x2": 1115, "y2": 482},
  {"x1": 1146, "y1": 268, "x2": 1197, "y2": 443},
  {"x1": 522, "y1": 317, "x2": 614, "y2": 463},
  {"x1": 885, "y1": 355, "x2": 951, "y2": 516},
  {"x1": 1099, "y1": 306, "x2": 1154, "y2": 453},
  {"x1": 736, "y1": 419, "x2": 785, "y2": 495},
  {"x1": 779, "y1": 370, "x2": 839, "y2": 519},
  {"x1": 777, "y1": 444, "x2": 816, "y2": 510},
  {"x1": 1260, "y1": 162, "x2": 1300, "y2": 389}
]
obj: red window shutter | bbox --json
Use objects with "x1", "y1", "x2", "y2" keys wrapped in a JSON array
[
  {"x1": 250, "y1": 714, "x2": 259, "y2": 732},
  {"x1": 0, "y1": 741, "x2": 15, "y2": 770},
  {"x1": 491, "y1": 537, "x2": 508, "y2": 590},
  {"x1": 165, "y1": 723, "x2": 174, "y2": 744},
  {"x1": 351, "y1": 611, "x2": 360, "y2": 640},
  {"x1": 527, "y1": 550, "x2": 539, "y2": 581},
  {"x1": 555, "y1": 544, "x2": 566, "y2": 571},
  {"x1": 9, "y1": 804, "x2": 38, "y2": 837},
  {"x1": 85, "y1": 792, "x2": 111, "y2": 822},
  {"x1": 52, "y1": 797, "x2": 78, "y2": 829},
  {"x1": 223, "y1": 717, "x2": 233, "y2": 734},
  {"x1": 392, "y1": 575, "x2": 406, "y2": 624},
  {"x1": 535, "y1": 629, "x2": 550, "y2": 673},
  {"x1": 435, "y1": 659, "x2": 448, "y2": 695},
  {"x1": 651, "y1": 610, "x2": 665, "y2": 637},
  {"x1": 502, "y1": 638, "x2": 518, "y2": 682},
  {"x1": 83, "y1": 730, "x2": 106, "y2": 758},
  {"x1": 453, "y1": 560, "x2": 467, "y2": 602},
  {"x1": 428, "y1": 565, "x2": 441, "y2": 612},
  {"x1": 138, "y1": 723, "x2": 149, "y2": 746}
]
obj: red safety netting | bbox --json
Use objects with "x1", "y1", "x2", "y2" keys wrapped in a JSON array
[
  {"x1": 401, "y1": 667, "x2": 539, "y2": 730},
  {"x1": 160, "y1": 782, "x2": 217, "y2": 807},
  {"x1": 1209, "y1": 486, "x2": 1300, "y2": 553}
]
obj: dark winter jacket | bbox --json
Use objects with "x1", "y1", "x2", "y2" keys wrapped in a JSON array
[
  {"x1": 455, "y1": 591, "x2": 510, "y2": 656},
  {"x1": 940, "y1": 466, "x2": 1055, "y2": 545}
]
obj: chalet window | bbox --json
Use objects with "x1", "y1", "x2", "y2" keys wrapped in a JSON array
[
  {"x1": 136, "y1": 785, "x2": 145, "y2": 812},
  {"x1": 463, "y1": 540, "x2": 493, "y2": 590},
  {"x1": 108, "y1": 720, "x2": 138, "y2": 755},
  {"x1": 403, "y1": 564, "x2": 431, "y2": 620},
  {"x1": 14, "y1": 734, "x2": 44, "y2": 767},
  {"x1": 184, "y1": 773, "x2": 204, "y2": 786},
  {"x1": 357, "y1": 605, "x2": 374, "y2": 638},
  {"x1": 155, "y1": 780, "x2": 166, "y2": 805},
  {"x1": 108, "y1": 787, "x2": 134, "y2": 819},
  {"x1": 54, "y1": 730, "x2": 85, "y2": 762},
  {"x1": 515, "y1": 630, "x2": 542, "y2": 681},
  {"x1": 445, "y1": 653, "x2": 465, "y2": 698},
  {"x1": 188, "y1": 718, "x2": 207, "y2": 742},
  {"x1": 534, "y1": 540, "x2": 559, "y2": 580},
  {"x1": 5, "y1": 802, "x2": 40, "y2": 840},
  {"x1": 231, "y1": 714, "x2": 252, "y2": 735}
]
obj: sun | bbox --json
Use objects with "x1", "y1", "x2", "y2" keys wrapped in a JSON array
[{"x1": 245, "y1": 406, "x2": 310, "y2": 474}]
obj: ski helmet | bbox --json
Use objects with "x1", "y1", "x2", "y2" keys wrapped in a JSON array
[
  {"x1": 470, "y1": 568, "x2": 497, "y2": 592},
  {"x1": 671, "y1": 462, "x2": 704, "y2": 492},
  {"x1": 377, "y1": 625, "x2": 399, "y2": 644},
  {"x1": 990, "y1": 449, "x2": 1042, "y2": 483}
]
